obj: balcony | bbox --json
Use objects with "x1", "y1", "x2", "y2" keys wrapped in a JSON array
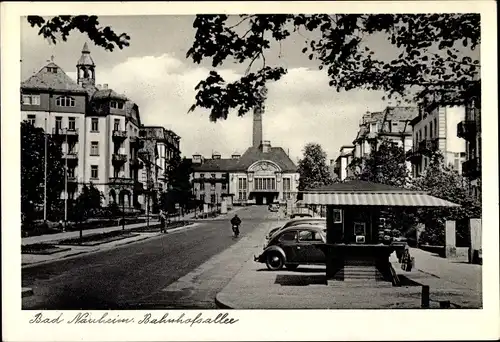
[
  {"x1": 67, "y1": 176, "x2": 77, "y2": 183},
  {"x1": 52, "y1": 127, "x2": 79, "y2": 139},
  {"x1": 63, "y1": 151, "x2": 78, "y2": 163},
  {"x1": 112, "y1": 153, "x2": 127, "y2": 165},
  {"x1": 112, "y1": 130, "x2": 128, "y2": 141},
  {"x1": 462, "y1": 158, "x2": 481, "y2": 179},
  {"x1": 109, "y1": 177, "x2": 135, "y2": 187},
  {"x1": 457, "y1": 120, "x2": 477, "y2": 141},
  {"x1": 417, "y1": 139, "x2": 438, "y2": 154}
]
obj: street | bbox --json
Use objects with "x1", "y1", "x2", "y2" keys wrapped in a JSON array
[{"x1": 22, "y1": 206, "x2": 278, "y2": 310}]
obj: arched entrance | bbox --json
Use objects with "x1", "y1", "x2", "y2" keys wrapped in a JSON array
[
  {"x1": 109, "y1": 189, "x2": 117, "y2": 204},
  {"x1": 119, "y1": 190, "x2": 131, "y2": 208}
]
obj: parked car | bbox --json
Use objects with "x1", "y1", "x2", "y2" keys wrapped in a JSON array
[
  {"x1": 266, "y1": 217, "x2": 326, "y2": 240},
  {"x1": 268, "y1": 203, "x2": 280, "y2": 212},
  {"x1": 255, "y1": 225, "x2": 327, "y2": 271},
  {"x1": 290, "y1": 213, "x2": 312, "y2": 219}
]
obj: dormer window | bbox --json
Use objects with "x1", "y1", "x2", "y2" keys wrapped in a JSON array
[
  {"x1": 110, "y1": 101, "x2": 124, "y2": 109},
  {"x1": 56, "y1": 96, "x2": 75, "y2": 107},
  {"x1": 47, "y1": 67, "x2": 57, "y2": 73}
]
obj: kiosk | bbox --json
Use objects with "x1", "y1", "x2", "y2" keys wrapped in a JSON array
[{"x1": 299, "y1": 181, "x2": 460, "y2": 284}]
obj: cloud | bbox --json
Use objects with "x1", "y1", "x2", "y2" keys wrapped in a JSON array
[{"x1": 67, "y1": 54, "x2": 388, "y2": 162}]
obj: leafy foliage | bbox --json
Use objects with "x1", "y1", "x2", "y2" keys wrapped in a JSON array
[
  {"x1": 161, "y1": 155, "x2": 194, "y2": 212},
  {"x1": 349, "y1": 139, "x2": 410, "y2": 187},
  {"x1": 21, "y1": 121, "x2": 64, "y2": 222},
  {"x1": 298, "y1": 143, "x2": 334, "y2": 191},
  {"x1": 187, "y1": 14, "x2": 480, "y2": 121},
  {"x1": 26, "y1": 16, "x2": 130, "y2": 51},
  {"x1": 410, "y1": 152, "x2": 481, "y2": 246},
  {"x1": 72, "y1": 184, "x2": 103, "y2": 222}
]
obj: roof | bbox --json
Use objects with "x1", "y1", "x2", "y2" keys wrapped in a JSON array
[
  {"x1": 191, "y1": 146, "x2": 298, "y2": 172},
  {"x1": 92, "y1": 89, "x2": 128, "y2": 101},
  {"x1": 191, "y1": 158, "x2": 235, "y2": 172},
  {"x1": 383, "y1": 106, "x2": 418, "y2": 122},
  {"x1": 300, "y1": 180, "x2": 459, "y2": 207},
  {"x1": 77, "y1": 42, "x2": 95, "y2": 66},
  {"x1": 21, "y1": 62, "x2": 87, "y2": 94},
  {"x1": 233, "y1": 146, "x2": 298, "y2": 172}
]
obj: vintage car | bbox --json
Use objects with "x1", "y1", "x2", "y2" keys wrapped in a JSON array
[
  {"x1": 255, "y1": 225, "x2": 327, "y2": 271},
  {"x1": 268, "y1": 203, "x2": 280, "y2": 212},
  {"x1": 265, "y1": 217, "x2": 326, "y2": 240}
]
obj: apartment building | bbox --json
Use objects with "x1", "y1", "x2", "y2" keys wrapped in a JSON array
[
  {"x1": 21, "y1": 43, "x2": 180, "y2": 211},
  {"x1": 332, "y1": 145, "x2": 355, "y2": 181},
  {"x1": 140, "y1": 126, "x2": 181, "y2": 191},
  {"x1": 350, "y1": 106, "x2": 417, "y2": 175},
  {"x1": 407, "y1": 100, "x2": 466, "y2": 178},
  {"x1": 458, "y1": 82, "x2": 481, "y2": 199}
]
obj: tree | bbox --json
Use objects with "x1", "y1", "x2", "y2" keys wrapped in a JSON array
[
  {"x1": 187, "y1": 14, "x2": 480, "y2": 121},
  {"x1": 348, "y1": 139, "x2": 410, "y2": 187},
  {"x1": 298, "y1": 143, "x2": 333, "y2": 191},
  {"x1": 26, "y1": 16, "x2": 130, "y2": 51},
  {"x1": 410, "y1": 152, "x2": 481, "y2": 246},
  {"x1": 21, "y1": 121, "x2": 64, "y2": 222},
  {"x1": 72, "y1": 183, "x2": 103, "y2": 222},
  {"x1": 161, "y1": 155, "x2": 194, "y2": 213}
]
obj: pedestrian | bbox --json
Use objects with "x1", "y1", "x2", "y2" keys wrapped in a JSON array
[{"x1": 159, "y1": 209, "x2": 166, "y2": 233}]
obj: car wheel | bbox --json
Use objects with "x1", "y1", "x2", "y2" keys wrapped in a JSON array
[
  {"x1": 285, "y1": 264, "x2": 298, "y2": 271},
  {"x1": 266, "y1": 252, "x2": 284, "y2": 270}
]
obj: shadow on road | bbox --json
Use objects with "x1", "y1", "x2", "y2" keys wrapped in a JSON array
[{"x1": 274, "y1": 274, "x2": 327, "y2": 286}]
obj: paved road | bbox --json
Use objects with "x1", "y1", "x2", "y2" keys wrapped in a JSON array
[{"x1": 22, "y1": 206, "x2": 278, "y2": 310}]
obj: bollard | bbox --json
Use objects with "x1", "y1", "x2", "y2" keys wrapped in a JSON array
[
  {"x1": 439, "y1": 300, "x2": 451, "y2": 309},
  {"x1": 421, "y1": 285, "x2": 430, "y2": 308}
]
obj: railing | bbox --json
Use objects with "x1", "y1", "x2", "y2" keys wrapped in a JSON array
[
  {"x1": 462, "y1": 158, "x2": 480, "y2": 179},
  {"x1": 63, "y1": 151, "x2": 78, "y2": 159},
  {"x1": 52, "y1": 127, "x2": 79, "y2": 136},
  {"x1": 109, "y1": 177, "x2": 135, "y2": 186},
  {"x1": 112, "y1": 154, "x2": 127, "y2": 163},
  {"x1": 457, "y1": 120, "x2": 476, "y2": 140},
  {"x1": 112, "y1": 130, "x2": 128, "y2": 139}
]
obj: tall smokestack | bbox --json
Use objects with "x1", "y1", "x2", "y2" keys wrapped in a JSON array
[{"x1": 252, "y1": 86, "x2": 267, "y2": 148}]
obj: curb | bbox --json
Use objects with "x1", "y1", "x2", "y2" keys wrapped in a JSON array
[
  {"x1": 22, "y1": 287, "x2": 34, "y2": 298},
  {"x1": 214, "y1": 293, "x2": 234, "y2": 309}
]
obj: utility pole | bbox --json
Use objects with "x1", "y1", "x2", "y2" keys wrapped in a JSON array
[
  {"x1": 64, "y1": 129, "x2": 68, "y2": 232},
  {"x1": 43, "y1": 117, "x2": 48, "y2": 222}
]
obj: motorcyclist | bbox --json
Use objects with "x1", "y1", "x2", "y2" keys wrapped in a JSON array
[{"x1": 230, "y1": 214, "x2": 241, "y2": 227}]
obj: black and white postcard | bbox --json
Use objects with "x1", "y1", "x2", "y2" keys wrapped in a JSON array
[{"x1": 1, "y1": 1, "x2": 498, "y2": 341}]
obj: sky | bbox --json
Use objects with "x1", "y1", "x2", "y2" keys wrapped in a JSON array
[{"x1": 21, "y1": 15, "x2": 401, "y2": 163}]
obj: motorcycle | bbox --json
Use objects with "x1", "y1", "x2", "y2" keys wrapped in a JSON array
[{"x1": 232, "y1": 224, "x2": 240, "y2": 238}]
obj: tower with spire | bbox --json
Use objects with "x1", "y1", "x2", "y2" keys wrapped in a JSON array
[{"x1": 76, "y1": 42, "x2": 95, "y2": 88}]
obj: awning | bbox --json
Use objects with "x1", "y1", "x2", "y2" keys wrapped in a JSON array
[{"x1": 301, "y1": 192, "x2": 460, "y2": 207}]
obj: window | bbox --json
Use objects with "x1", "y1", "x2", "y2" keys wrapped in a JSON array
[
  {"x1": 22, "y1": 94, "x2": 40, "y2": 105},
  {"x1": 91, "y1": 118, "x2": 99, "y2": 132},
  {"x1": 211, "y1": 194, "x2": 216, "y2": 203},
  {"x1": 67, "y1": 167, "x2": 75, "y2": 178},
  {"x1": 210, "y1": 183, "x2": 215, "y2": 191},
  {"x1": 90, "y1": 165, "x2": 98, "y2": 179},
  {"x1": 200, "y1": 182, "x2": 205, "y2": 191},
  {"x1": 279, "y1": 231, "x2": 297, "y2": 242},
  {"x1": 283, "y1": 178, "x2": 291, "y2": 200},
  {"x1": 211, "y1": 173, "x2": 216, "y2": 179},
  {"x1": 424, "y1": 125, "x2": 428, "y2": 139},
  {"x1": 27, "y1": 115, "x2": 36, "y2": 126},
  {"x1": 333, "y1": 209, "x2": 343, "y2": 223},
  {"x1": 55, "y1": 117, "x2": 62, "y2": 131},
  {"x1": 114, "y1": 119, "x2": 120, "y2": 131},
  {"x1": 200, "y1": 173, "x2": 205, "y2": 178},
  {"x1": 110, "y1": 101, "x2": 124, "y2": 109},
  {"x1": 255, "y1": 177, "x2": 276, "y2": 190},
  {"x1": 434, "y1": 118, "x2": 438, "y2": 138},
  {"x1": 222, "y1": 183, "x2": 227, "y2": 190},
  {"x1": 90, "y1": 141, "x2": 99, "y2": 156},
  {"x1": 429, "y1": 121, "x2": 433, "y2": 139},
  {"x1": 68, "y1": 117, "x2": 76, "y2": 131},
  {"x1": 238, "y1": 178, "x2": 247, "y2": 201},
  {"x1": 56, "y1": 96, "x2": 75, "y2": 107},
  {"x1": 298, "y1": 230, "x2": 323, "y2": 242}
]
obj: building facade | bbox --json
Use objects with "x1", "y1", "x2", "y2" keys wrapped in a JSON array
[
  {"x1": 407, "y1": 103, "x2": 466, "y2": 178},
  {"x1": 21, "y1": 43, "x2": 180, "y2": 211},
  {"x1": 458, "y1": 82, "x2": 481, "y2": 199},
  {"x1": 333, "y1": 145, "x2": 355, "y2": 181},
  {"x1": 349, "y1": 106, "x2": 417, "y2": 176},
  {"x1": 190, "y1": 100, "x2": 299, "y2": 206}
]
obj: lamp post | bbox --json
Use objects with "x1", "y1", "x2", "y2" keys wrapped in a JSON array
[{"x1": 63, "y1": 128, "x2": 68, "y2": 232}]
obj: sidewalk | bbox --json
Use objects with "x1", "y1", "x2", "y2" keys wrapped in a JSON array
[{"x1": 216, "y1": 246, "x2": 482, "y2": 309}]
